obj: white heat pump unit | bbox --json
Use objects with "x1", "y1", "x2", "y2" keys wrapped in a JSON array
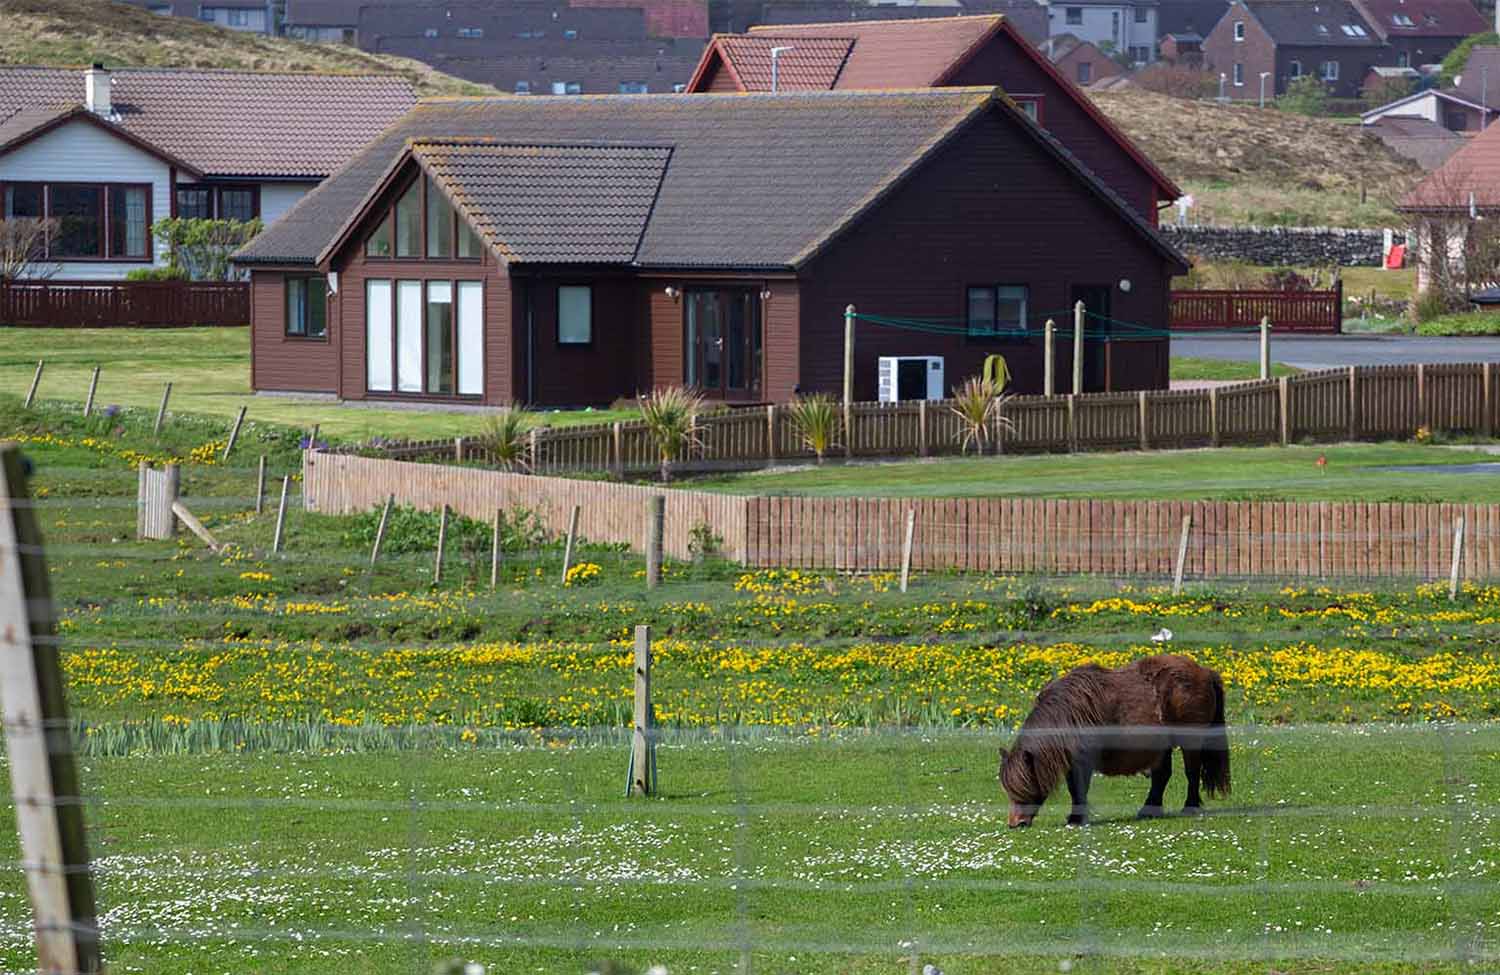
[{"x1": 877, "y1": 356, "x2": 944, "y2": 403}]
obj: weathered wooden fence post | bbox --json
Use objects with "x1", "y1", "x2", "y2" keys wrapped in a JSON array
[
  {"x1": 153, "y1": 382, "x2": 172, "y2": 436},
  {"x1": 1416, "y1": 363, "x2": 1427, "y2": 431},
  {"x1": 560, "y1": 504, "x2": 581, "y2": 585},
  {"x1": 900, "y1": 507, "x2": 916, "y2": 593},
  {"x1": 170, "y1": 500, "x2": 220, "y2": 552},
  {"x1": 82, "y1": 366, "x2": 100, "y2": 418},
  {"x1": 1259, "y1": 318, "x2": 1271, "y2": 381},
  {"x1": 136, "y1": 463, "x2": 180, "y2": 541},
  {"x1": 1347, "y1": 366, "x2": 1359, "y2": 441},
  {"x1": 24, "y1": 359, "x2": 43, "y2": 409},
  {"x1": 272, "y1": 475, "x2": 290, "y2": 554},
  {"x1": 222, "y1": 405, "x2": 247, "y2": 462},
  {"x1": 1138, "y1": 391, "x2": 1149, "y2": 451},
  {"x1": 1208, "y1": 387, "x2": 1220, "y2": 448},
  {"x1": 611, "y1": 422, "x2": 624, "y2": 479},
  {"x1": 1278, "y1": 376, "x2": 1291, "y2": 446},
  {"x1": 370, "y1": 494, "x2": 394, "y2": 567},
  {"x1": 646, "y1": 495, "x2": 665, "y2": 589},
  {"x1": 1450, "y1": 515, "x2": 1466, "y2": 602},
  {"x1": 1172, "y1": 513, "x2": 1192, "y2": 596},
  {"x1": 1072, "y1": 302, "x2": 1085, "y2": 396},
  {"x1": 454, "y1": 436, "x2": 465, "y2": 463},
  {"x1": 765, "y1": 405, "x2": 777, "y2": 463},
  {"x1": 918, "y1": 399, "x2": 929, "y2": 458},
  {"x1": 255, "y1": 456, "x2": 267, "y2": 515},
  {"x1": 0, "y1": 445, "x2": 103, "y2": 974},
  {"x1": 628, "y1": 624, "x2": 656, "y2": 797},
  {"x1": 1484, "y1": 362, "x2": 1494, "y2": 438},
  {"x1": 433, "y1": 504, "x2": 449, "y2": 583},
  {"x1": 1066, "y1": 394, "x2": 1077, "y2": 452},
  {"x1": 1043, "y1": 320, "x2": 1055, "y2": 397},
  {"x1": 490, "y1": 508, "x2": 503, "y2": 589}
]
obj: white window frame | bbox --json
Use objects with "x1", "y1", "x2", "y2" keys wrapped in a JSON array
[
  {"x1": 1321, "y1": 60, "x2": 1340, "y2": 81},
  {"x1": 1233, "y1": 63, "x2": 1245, "y2": 86},
  {"x1": 1233, "y1": 20, "x2": 1245, "y2": 41},
  {"x1": 1289, "y1": 59, "x2": 1303, "y2": 78}
]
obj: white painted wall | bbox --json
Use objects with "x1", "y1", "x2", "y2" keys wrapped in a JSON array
[
  {"x1": 0, "y1": 119, "x2": 172, "y2": 280},
  {"x1": 1362, "y1": 93, "x2": 1441, "y2": 125},
  {"x1": 259, "y1": 183, "x2": 313, "y2": 228}
]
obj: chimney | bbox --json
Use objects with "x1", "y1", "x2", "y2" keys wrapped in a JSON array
[{"x1": 85, "y1": 63, "x2": 112, "y2": 116}]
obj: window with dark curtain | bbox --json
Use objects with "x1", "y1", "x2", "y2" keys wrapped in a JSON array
[
  {"x1": 218, "y1": 188, "x2": 257, "y2": 223},
  {"x1": 50, "y1": 185, "x2": 103, "y2": 258},
  {"x1": 286, "y1": 276, "x2": 328, "y2": 338},
  {"x1": 4, "y1": 183, "x2": 43, "y2": 219},
  {"x1": 109, "y1": 186, "x2": 149, "y2": 259},
  {"x1": 176, "y1": 186, "x2": 212, "y2": 220}
]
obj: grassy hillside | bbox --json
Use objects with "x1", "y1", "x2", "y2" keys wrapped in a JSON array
[
  {"x1": 1092, "y1": 88, "x2": 1422, "y2": 228},
  {"x1": 0, "y1": 0, "x2": 495, "y2": 97}
]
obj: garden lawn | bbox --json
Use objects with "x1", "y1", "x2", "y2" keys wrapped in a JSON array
[
  {"x1": 0, "y1": 327, "x2": 636, "y2": 440},
  {"x1": 6, "y1": 391, "x2": 1500, "y2": 974},
  {"x1": 1169, "y1": 357, "x2": 1299, "y2": 381},
  {"x1": 692, "y1": 443, "x2": 1500, "y2": 501},
  {"x1": 1415, "y1": 311, "x2": 1500, "y2": 337}
]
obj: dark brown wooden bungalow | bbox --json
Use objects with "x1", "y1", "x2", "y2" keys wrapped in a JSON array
[{"x1": 235, "y1": 88, "x2": 1187, "y2": 407}]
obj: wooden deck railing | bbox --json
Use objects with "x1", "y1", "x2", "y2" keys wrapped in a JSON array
[
  {"x1": 1170, "y1": 285, "x2": 1342, "y2": 334},
  {"x1": 0, "y1": 280, "x2": 250, "y2": 327}
]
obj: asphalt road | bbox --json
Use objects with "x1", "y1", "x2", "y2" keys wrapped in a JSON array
[{"x1": 1173, "y1": 334, "x2": 1500, "y2": 369}]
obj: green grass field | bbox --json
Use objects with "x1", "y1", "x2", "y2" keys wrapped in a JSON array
[
  {"x1": 0, "y1": 327, "x2": 635, "y2": 441},
  {"x1": 4, "y1": 383, "x2": 1500, "y2": 973},
  {"x1": 692, "y1": 443, "x2": 1500, "y2": 501},
  {"x1": 1168, "y1": 357, "x2": 1299, "y2": 381}
]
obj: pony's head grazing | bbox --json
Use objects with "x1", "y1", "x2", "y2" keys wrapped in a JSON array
[
  {"x1": 999, "y1": 667, "x2": 1109, "y2": 827},
  {"x1": 998, "y1": 735, "x2": 1064, "y2": 828}
]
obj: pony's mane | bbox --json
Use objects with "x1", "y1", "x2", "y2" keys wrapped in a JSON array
[{"x1": 1001, "y1": 664, "x2": 1113, "y2": 803}]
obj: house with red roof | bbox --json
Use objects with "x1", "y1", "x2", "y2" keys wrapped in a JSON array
[
  {"x1": 683, "y1": 14, "x2": 1180, "y2": 224},
  {"x1": 0, "y1": 65, "x2": 415, "y2": 281},
  {"x1": 1349, "y1": 0, "x2": 1488, "y2": 69},
  {"x1": 1400, "y1": 117, "x2": 1500, "y2": 295}
]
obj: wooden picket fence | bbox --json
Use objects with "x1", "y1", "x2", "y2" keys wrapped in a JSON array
[
  {"x1": 1169, "y1": 285, "x2": 1342, "y2": 334},
  {"x1": 0, "y1": 280, "x2": 249, "y2": 327},
  {"x1": 347, "y1": 362, "x2": 1499, "y2": 475},
  {"x1": 303, "y1": 452, "x2": 1500, "y2": 581}
]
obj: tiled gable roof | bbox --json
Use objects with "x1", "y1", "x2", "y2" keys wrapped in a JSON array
[
  {"x1": 746, "y1": 14, "x2": 1004, "y2": 88},
  {"x1": 1403, "y1": 119, "x2": 1500, "y2": 210},
  {"x1": 0, "y1": 67, "x2": 416, "y2": 179},
  {"x1": 1243, "y1": 1, "x2": 1382, "y2": 47},
  {"x1": 239, "y1": 88, "x2": 1184, "y2": 272},
  {"x1": 414, "y1": 140, "x2": 671, "y2": 264},
  {"x1": 1356, "y1": 0, "x2": 1487, "y2": 38},
  {"x1": 711, "y1": 35, "x2": 855, "y2": 90}
]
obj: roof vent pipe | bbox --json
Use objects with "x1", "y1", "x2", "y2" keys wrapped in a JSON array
[
  {"x1": 85, "y1": 63, "x2": 112, "y2": 117},
  {"x1": 770, "y1": 45, "x2": 793, "y2": 93}
]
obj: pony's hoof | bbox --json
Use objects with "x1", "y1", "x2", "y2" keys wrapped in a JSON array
[
  {"x1": 1065, "y1": 814, "x2": 1088, "y2": 827},
  {"x1": 1180, "y1": 804, "x2": 1204, "y2": 817},
  {"x1": 1136, "y1": 806, "x2": 1165, "y2": 820}
]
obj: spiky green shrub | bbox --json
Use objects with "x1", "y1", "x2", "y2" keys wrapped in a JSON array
[
  {"x1": 638, "y1": 386, "x2": 704, "y2": 482},
  {"x1": 481, "y1": 403, "x2": 535, "y2": 471},
  {"x1": 949, "y1": 377, "x2": 1014, "y2": 455},
  {"x1": 785, "y1": 394, "x2": 841, "y2": 464}
]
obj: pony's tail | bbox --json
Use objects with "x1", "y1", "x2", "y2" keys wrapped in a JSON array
[{"x1": 1200, "y1": 675, "x2": 1231, "y2": 798}]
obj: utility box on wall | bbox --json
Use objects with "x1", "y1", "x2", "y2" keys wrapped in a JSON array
[{"x1": 877, "y1": 356, "x2": 944, "y2": 403}]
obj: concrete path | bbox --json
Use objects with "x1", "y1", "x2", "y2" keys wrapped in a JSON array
[{"x1": 1173, "y1": 334, "x2": 1500, "y2": 369}]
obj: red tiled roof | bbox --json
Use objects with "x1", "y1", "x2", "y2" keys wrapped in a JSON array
[
  {"x1": 711, "y1": 35, "x2": 854, "y2": 90},
  {"x1": 571, "y1": 0, "x2": 709, "y2": 38},
  {"x1": 1403, "y1": 121, "x2": 1500, "y2": 210},
  {"x1": 1357, "y1": 0, "x2": 1487, "y2": 38},
  {"x1": 0, "y1": 67, "x2": 416, "y2": 179},
  {"x1": 747, "y1": 14, "x2": 1004, "y2": 88}
]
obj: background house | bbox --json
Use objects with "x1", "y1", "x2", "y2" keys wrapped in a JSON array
[
  {"x1": 1349, "y1": 0, "x2": 1487, "y2": 69},
  {"x1": 1045, "y1": 0, "x2": 1159, "y2": 65},
  {"x1": 1048, "y1": 34, "x2": 1127, "y2": 84},
  {"x1": 1156, "y1": 0, "x2": 1229, "y2": 41},
  {"x1": 1364, "y1": 114, "x2": 1468, "y2": 169},
  {"x1": 0, "y1": 65, "x2": 415, "y2": 280},
  {"x1": 685, "y1": 15, "x2": 1179, "y2": 223},
  {"x1": 125, "y1": 0, "x2": 274, "y2": 33},
  {"x1": 1202, "y1": 0, "x2": 1383, "y2": 99},
  {"x1": 234, "y1": 89, "x2": 1185, "y2": 406}
]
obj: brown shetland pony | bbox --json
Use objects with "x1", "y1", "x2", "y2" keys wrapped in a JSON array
[{"x1": 998, "y1": 654, "x2": 1230, "y2": 828}]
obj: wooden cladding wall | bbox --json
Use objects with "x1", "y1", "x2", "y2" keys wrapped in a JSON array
[
  {"x1": 1, "y1": 280, "x2": 249, "y2": 327},
  {"x1": 303, "y1": 451, "x2": 748, "y2": 562},
  {"x1": 304, "y1": 452, "x2": 1500, "y2": 581},
  {"x1": 350, "y1": 363, "x2": 1500, "y2": 476}
]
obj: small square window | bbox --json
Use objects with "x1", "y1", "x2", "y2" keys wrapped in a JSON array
[
  {"x1": 515, "y1": 80, "x2": 531, "y2": 94},
  {"x1": 1065, "y1": 6, "x2": 1082, "y2": 24},
  {"x1": 1134, "y1": 6, "x2": 1147, "y2": 22},
  {"x1": 558, "y1": 285, "x2": 592, "y2": 344},
  {"x1": 565, "y1": 82, "x2": 581, "y2": 95},
  {"x1": 1233, "y1": 20, "x2": 1245, "y2": 40},
  {"x1": 286, "y1": 276, "x2": 328, "y2": 339}
]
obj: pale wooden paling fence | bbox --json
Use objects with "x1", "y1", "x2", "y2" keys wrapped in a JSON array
[{"x1": 352, "y1": 363, "x2": 1499, "y2": 475}]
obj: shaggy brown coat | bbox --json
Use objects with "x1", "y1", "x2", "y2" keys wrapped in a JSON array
[{"x1": 999, "y1": 654, "x2": 1229, "y2": 827}]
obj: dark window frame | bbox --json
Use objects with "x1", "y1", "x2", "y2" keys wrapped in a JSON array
[
  {"x1": 365, "y1": 172, "x2": 482, "y2": 264},
  {"x1": 0, "y1": 179, "x2": 154, "y2": 263},
  {"x1": 363, "y1": 274, "x2": 485, "y2": 400},
  {"x1": 557, "y1": 283, "x2": 594, "y2": 347},
  {"x1": 173, "y1": 183, "x2": 261, "y2": 222},
  {"x1": 1013, "y1": 94, "x2": 1045, "y2": 124},
  {"x1": 965, "y1": 283, "x2": 1031, "y2": 342},
  {"x1": 680, "y1": 285, "x2": 764, "y2": 396},
  {"x1": 284, "y1": 274, "x2": 329, "y2": 341}
]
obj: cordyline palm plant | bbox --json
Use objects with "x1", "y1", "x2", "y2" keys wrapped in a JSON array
[
  {"x1": 950, "y1": 377, "x2": 1014, "y2": 455},
  {"x1": 638, "y1": 386, "x2": 704, "y2": 482},
  {"x1": 481, "y1": 403, "x2": 535, "y2": 472},
  {"x1": 785, "y1": 394, "x2": 841, "y2": 465}
]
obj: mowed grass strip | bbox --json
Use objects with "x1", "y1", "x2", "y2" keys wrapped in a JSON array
[
  {"x1": 0, "y1": 731, "x2": 1490, "y2": 975},
  {"x1": 0, "y1": 328, "x2": 636, "y2": 439},
  {"x1": 692, "y1": 443, "x2": 1500, "y2": 501}
]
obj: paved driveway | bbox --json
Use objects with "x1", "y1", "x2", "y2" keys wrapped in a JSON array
[{"x1": 1173, "y1": 334, "x2": 1500, "y2": 369}]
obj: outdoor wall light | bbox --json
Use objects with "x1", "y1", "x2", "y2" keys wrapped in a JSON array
[
  {"x1": 1119, "y1": 279, "x2": 1133, "y2": 293},
  {"x1": 760, "y1": 288, "x2": 773, "y2": 300},
  {"x1": 664, "y1": 285, "x2": 681, "y2": 300}
]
